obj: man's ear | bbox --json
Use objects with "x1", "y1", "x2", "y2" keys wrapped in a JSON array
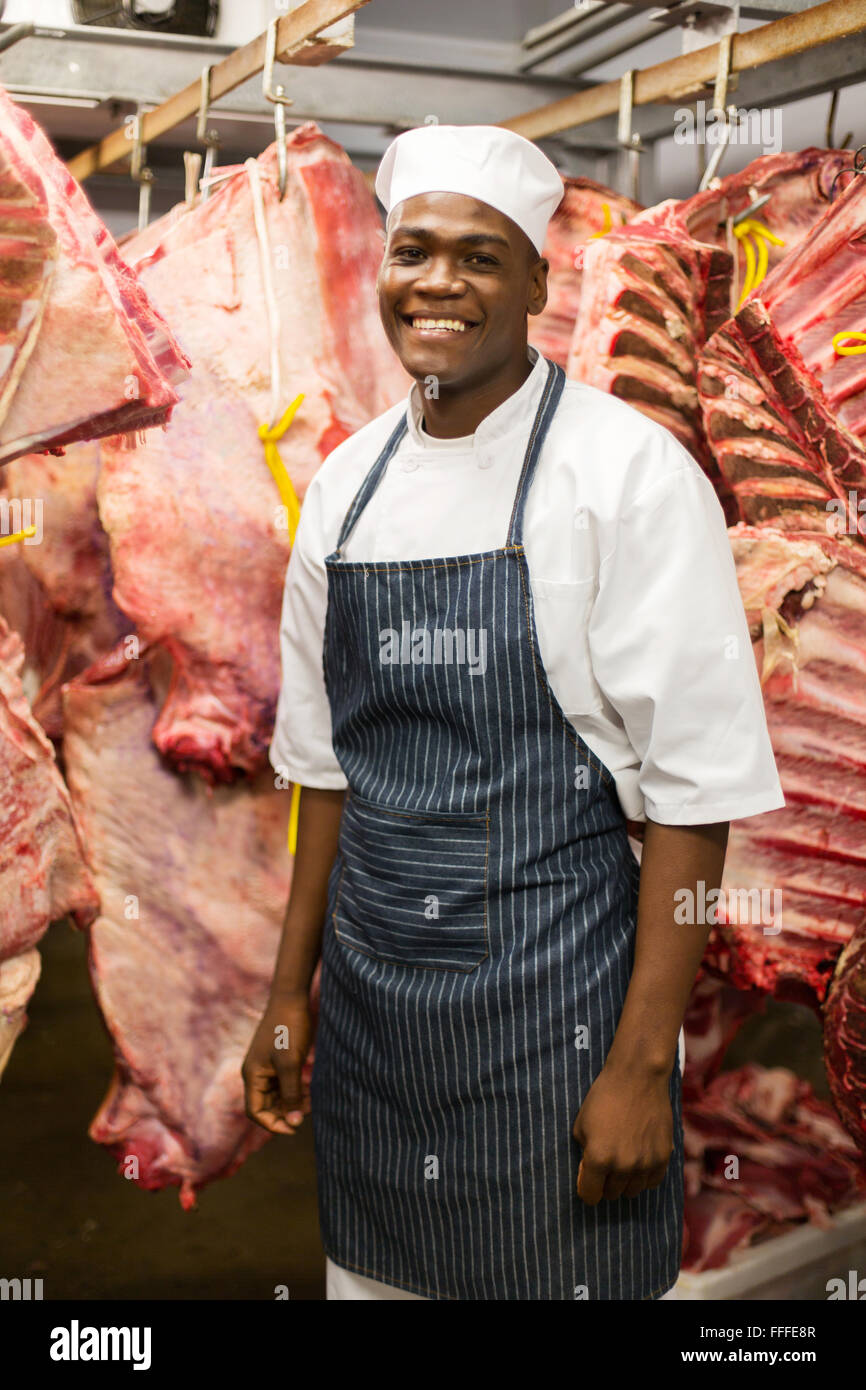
[{"x1": 527, "y1": 256, "x2": 549, "y2": 317}]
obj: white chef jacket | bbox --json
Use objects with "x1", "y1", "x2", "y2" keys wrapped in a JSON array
[{"x1": 269, "y1": 346, "x2": 785, "y2": 828}]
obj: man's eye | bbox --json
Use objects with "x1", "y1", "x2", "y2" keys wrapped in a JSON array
[
  {"x1": 467, "y1": 254, "x2": 496, "y2": 265},
  {"x1": 394, "y1": 247, "x2": 423, "y2": 258}
]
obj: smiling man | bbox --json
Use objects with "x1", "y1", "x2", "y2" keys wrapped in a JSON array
[{"x1": 245, "y1": 124, "x2": 785, "y2": 1301}]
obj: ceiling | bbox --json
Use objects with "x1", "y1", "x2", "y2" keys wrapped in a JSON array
[{"x1": 0, "y1": 1, "x2": 863, "y2": 230}]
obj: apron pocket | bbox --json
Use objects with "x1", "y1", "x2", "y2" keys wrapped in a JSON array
[{"x1": 333, "y1": 792, "x2": 489, "y2": 971}]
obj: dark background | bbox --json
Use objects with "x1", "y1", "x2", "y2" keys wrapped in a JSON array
[{"x1": 0, "y1": 919, "x2": 323, "y2": 1301}]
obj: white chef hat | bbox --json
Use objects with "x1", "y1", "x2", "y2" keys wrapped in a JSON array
[{"x1": 375, "y1": 124, "x2": 564, "y2": 256}]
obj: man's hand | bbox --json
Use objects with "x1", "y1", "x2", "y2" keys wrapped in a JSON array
[
  {"x1": 243, "y1": 993, "x2": 313, "y2": 1137},
  {"x1": 572, "y1": 1058, "x2": 674, "y2": 1204}
]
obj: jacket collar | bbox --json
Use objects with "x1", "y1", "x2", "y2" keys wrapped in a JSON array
[{"x1": 404, "y1": 346, "x2": 548, "y2": 460}]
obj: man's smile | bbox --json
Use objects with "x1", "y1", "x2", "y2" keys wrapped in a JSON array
[{"x1": 399, "y1": 311, "x2": 481, "y2": 338}]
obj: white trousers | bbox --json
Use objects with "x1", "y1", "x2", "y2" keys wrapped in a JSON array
[{"x1": 325, "y1": 1257, "x2": 679, "y2": 1301}]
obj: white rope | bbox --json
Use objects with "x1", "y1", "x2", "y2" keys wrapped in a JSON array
[{"x1": 245, "y1": 156, "x2": 281, "y2": 429}]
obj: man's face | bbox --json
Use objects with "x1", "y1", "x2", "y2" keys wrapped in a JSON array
[{"x1": 376, "y1": 191, "x2": 548, "y2": 388}]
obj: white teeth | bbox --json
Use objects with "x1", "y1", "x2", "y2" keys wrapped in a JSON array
[{"x1": 410, "y1": 317, "x2": 469, "y2": 332}]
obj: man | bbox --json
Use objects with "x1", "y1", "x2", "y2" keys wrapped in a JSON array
[{"x1": 243, "y1": 124, "x2": 785, "y2": 1301}]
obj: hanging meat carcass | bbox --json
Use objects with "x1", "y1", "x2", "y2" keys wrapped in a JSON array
[
  {"x1": 825, "y1": 922, "x2": 866, "y2": 1156},
  {"x1": 0, "y1": 615, "x2": 98, "y2": 1078},
  {"x1": 566, "y1": 149, "x2": 855, "y2": 517},
  {"x1": 682, "y1": 1062, "x2": 866, "y2": 1272},
  {"x1": 96, "y1": 123, "x2": 409, "y2": 784},
  {"x1": 698, "y1": 167, "x2": 866, "y2": 547},
  {"x1": 0, "y1": 86, "x2": 190, "y2": 465},
  {"x1": 709, "y1": 527, "x2": 866, "y2": 1004},
  {"x1": 685, "y1": 167, "x2": 866, "y2": 1192},
  {"x1": 679, "y1": 976, "x2": 862, "y2": 1270},
  {"x1": 0, "y1": 446, "x2": 128, "y2": 738},
  {"x1": 682, "y1": 972, "x2": 767, "y2": 1102},
  {"x1": 50, "y1": 125, "x2": 405, "y2": 1200},
  {"x1": 527, "y1": 176, "x2": 642, "y2": 367},
  {"x1": 61, "y1": 645, "x2": 292, "y2": 1208}
]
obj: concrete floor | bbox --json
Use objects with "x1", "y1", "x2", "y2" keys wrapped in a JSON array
[{"x1": 0, "y1": 918, "x2": 325, "y2": 1300}]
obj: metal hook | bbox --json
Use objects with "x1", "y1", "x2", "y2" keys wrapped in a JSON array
[
  {"x1": 713, "y1": 32, "x2": 733, "y2": 117},
  {"x1": 184, "y1": 151, "x2": 202, "y2": 207},
  {"x1": 826, "y1": 90, "x2": 853, "y2": 152},
  {"x1": 617, "y1": 71, "x2": 644, "y2": 203},
  {"x1": 830, "y1": 145, "x2": 866, "y2": 203},
  {"x1": 263, "y1": 18, "x2": 294, "y2": 201},
  {"x1": 197, "y1": 65, "x2": 221, "y2": 202},
  {"x1": 733, "y1": 193, "x2": 771, "y2": 226},
  {"x1": 129, "y1": 106, "x2": 154, "y2": 232},
  {"x1": 129, "y1": 105, "x2": 145, "y2": 181},
  {"x1": 698, "y1": 34, "x2": 735, "y2": 192}
]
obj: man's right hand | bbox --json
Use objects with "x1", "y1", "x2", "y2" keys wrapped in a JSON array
[{"x1": 243, "y1": 993, "x2": 313, "y2": 1136}]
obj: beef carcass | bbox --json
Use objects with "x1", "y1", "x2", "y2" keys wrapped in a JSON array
[
  {"x1": 632, "y1": 149, "x2": 852, "y2": 308},
  {"x1": 566, "y1": 150, "x2": 854, "y2": 516},
  {"x1": 682, "y1": 1063, "x2": 866, "y2": 1271},
  {"x1": 96, "y1": 123, "x2": 408, "y2": 784},
  {"x1": 709, "y1": 526, "x2": 866, "y2": 1002},
  {"x1": 0, "y1": 614, "x2": 98, "y2": 1076},
  {"x1": 0, "y1": 444, "x2": 128, "y2": 738},
  {"x1": 527, "y1": 177, "x2": 642, "y2": 367},
  {"x1": 824, "y1": 921, "x2": 866, "y2": 1156},
  {"x1": 681, "y1": 1190, "x2": 773, "y2": 1273},
  {"x1": 682, "y1": 972, "x2": 766, "y2": 1101},
  {"x1": 0, "y1": 109, "x2": 56, "y2": 428},
  {"x1": 568, "y1": 222, "x2": 732, "y2": 494},
  {"x1": 0, "y1": 86, "x2": 190, "y2": 465},
  {"x1": 698, "y1": 167, "x2": 866, "y2": 543},
  {"x1": 61, "y1": 644, "x2": 294, "y2": 1208}
]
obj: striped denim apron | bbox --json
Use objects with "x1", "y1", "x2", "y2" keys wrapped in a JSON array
[{"x1": 312, "y1": 357, "x2": 684, "y2": 1300}]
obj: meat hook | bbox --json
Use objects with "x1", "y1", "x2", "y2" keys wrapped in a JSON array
[
  {"x1": 128, "y1": 104, "x2": 154, "y2": 232},
  {"x1": 263, "y1": 17, "x2": 295, "y2": 202},
  {"x1": 830, "y1": 145, "x2": 866, "y2": 204},
  {"x1": 196, "y1": 65, "x2": 221, "y2": 203},
  {"x1": 617, "y1": 71, "x2": 644, "y2": 204}
]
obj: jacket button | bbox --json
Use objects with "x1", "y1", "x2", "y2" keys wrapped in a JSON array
[{"x1": 401, "y1": 456, "x2": 420, "y2": 472}]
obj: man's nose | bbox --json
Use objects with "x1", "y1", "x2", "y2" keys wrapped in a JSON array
[{"x1": 413, "y1": 256, "x2": 465, "y2": 295}]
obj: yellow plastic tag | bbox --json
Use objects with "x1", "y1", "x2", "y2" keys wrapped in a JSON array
[{"x1": 833, "y1": 332, "x2": 866, "y2": 356}]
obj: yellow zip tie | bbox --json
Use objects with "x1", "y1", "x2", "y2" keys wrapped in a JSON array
[
  {"x1": 288, "y1": 782, "x2": 301, "y2": 856},
  {"x1": 833, "y1": 332, "x2": 866, "y2": 356},
  {"x1": 259, "y1": 392, "x2": 305, "y2": 544},
  {"x1": 737, "y1": 231, "x2": 757, "y2": 308},
  {"x1": 0, "y1": 524, "x2": 36, "y2": 548},
  {"x1": 589, "y1": 202, "x2": 613, "y2": 239},
  {"x1": 754, "y1": 230, "x2": 769, "y2": 297},
  {"x1": 736, "y1": 218, "x2": 786, "y2": 247},
  {"x1": 734, "y1": 219, "x2": 786, "y2": 309}
]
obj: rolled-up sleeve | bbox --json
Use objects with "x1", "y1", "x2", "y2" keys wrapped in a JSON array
[
  {"x1": 268, "y1": 479, "x2": 348, "y2": 790},
  {"x1": 588, "y1": 458, "x2": 785, "y2": 826}
]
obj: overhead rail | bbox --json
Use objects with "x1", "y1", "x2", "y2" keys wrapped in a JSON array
[
  {"x1": 502, "y1": 0, "x2": 866, "y2": 141},
  {"x1": 66, "y1": 0, "x2": 368, "y2": 182}
]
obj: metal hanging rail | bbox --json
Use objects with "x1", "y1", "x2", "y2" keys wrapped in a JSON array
[
  {"x1": 66, "y1": 0, "x2": 370, "y2": 182},
  {"x1": 501, "y1": 0, "x2": 866, "y2": 141}
]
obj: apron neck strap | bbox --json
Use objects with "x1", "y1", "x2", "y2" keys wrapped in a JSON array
[
  {"x1": 335, "y1": 412, "x2": 409, "y2": 553},
  {"x1": 506, "y1": 357, "x2": 566, "y2": 548}
]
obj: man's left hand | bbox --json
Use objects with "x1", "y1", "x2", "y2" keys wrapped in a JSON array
[{"x1": 572, "y1": 1061, "x2": 674, "y2": 1204}]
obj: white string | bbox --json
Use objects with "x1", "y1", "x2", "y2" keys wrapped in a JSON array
[{"x1": 245, "y1": 156, "x2": 281, "y2": 429}]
